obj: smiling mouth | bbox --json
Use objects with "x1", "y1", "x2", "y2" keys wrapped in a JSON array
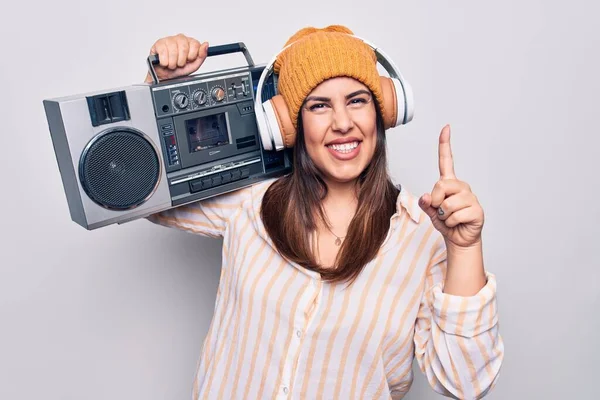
[{"x1": 326, "y1": 141, "x2": 360, "y2": 154}]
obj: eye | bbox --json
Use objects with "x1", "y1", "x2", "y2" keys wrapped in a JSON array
[
  {"x1": 348, "y1": 97, "x2": 369, "y2": 107},
  {"x1": 308, "y1": 103, "x2": 329, "y2": 111}
]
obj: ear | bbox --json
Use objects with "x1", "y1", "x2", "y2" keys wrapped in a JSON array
[
  {"x1": 379, "y1": 76, "x2": 398, "y2": 130},
  {"x1": 268, "y1": 94, "x2": 296, "y2": 147}
]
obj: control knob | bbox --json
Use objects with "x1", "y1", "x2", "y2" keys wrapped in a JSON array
[
  {"x1": 193, "y1": 89, "x2": 207, "y2": 106},
  {"x1": 211, "y1": 86, "x2": 225, "y2": 102},
  {"x1": 173, "y1": 93, "x2": 189, "y2": 110}
]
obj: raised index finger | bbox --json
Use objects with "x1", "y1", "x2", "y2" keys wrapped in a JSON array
[{"x1": 438, "y1": 124, "x2": 456, "y2": 179}]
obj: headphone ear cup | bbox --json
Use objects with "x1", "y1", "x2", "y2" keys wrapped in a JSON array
[
  {"x1": 379, "y1": 76, "x2": 415, "y2": 129},
  {"x1": 265, "y1": 94, "x2": 296, "y2": 148},
  {"x1": 379, "y1": 76, "x2": 398, "y2": 130}
]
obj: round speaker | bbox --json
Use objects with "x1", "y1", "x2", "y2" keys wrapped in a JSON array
[{"x1": 79, "y1": 127, "x2": 161, "y2": 210}]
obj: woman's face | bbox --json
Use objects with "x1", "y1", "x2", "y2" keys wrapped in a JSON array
[{"x1": 300, "y1": 77, "x2": 378, "y2": 186}]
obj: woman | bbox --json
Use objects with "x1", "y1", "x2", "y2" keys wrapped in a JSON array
[{"x1": 146, "y1": 25, "x2": 504, "y2": 400}]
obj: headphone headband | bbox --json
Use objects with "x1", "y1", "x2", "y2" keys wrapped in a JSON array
[{"x1": 254, "y1": 34, "x2": 414, "y2": 151}]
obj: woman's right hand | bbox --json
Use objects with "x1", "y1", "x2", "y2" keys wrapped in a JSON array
[{"x1": 144, "y1": 34, "x2": 209, "y2": 83}]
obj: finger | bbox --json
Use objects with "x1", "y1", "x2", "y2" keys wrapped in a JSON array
[
  {"x1": 188, "y1": 38, "x2": 201, "y2": 61},
  {"x1": 180, "y1": 56, "x2": 204, "y2": 76},
  {"x1": 437, "y1": 191, "x2": 472, "y2": 221},
  {"x1": 155, "y1": 41, "x2": 169, "y2": 68},
  {"x1": 166, "y1": 38, "x2": 178, "y2": 69},
  {"x1": 419, "y1": 194, "x2": 450, "y2": 234},
  {"x1": 176, "y1": 34, "x2": 189, "y2": 67},
  {"x1": 438, "y1": 124, "x2": 456, "y2": 179},
  {"x1": 418, "y1": 193, "x2": 437, "y2": 219},
  {"x1": 200, "y1": 41, "x2": 209, "y2": 59},
  {"x1": 444, "y1": 206, "x2": 476, "y2": 228},
  {"x1": 430, "y1": 179, "x2": 467, "y2": 208}
]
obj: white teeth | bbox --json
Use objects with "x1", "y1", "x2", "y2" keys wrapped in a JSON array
[{"x1": 327, "y1": 141, "x2": 359, "y2": 154}]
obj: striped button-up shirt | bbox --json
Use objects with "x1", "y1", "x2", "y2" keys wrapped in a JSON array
[{"x1": 147, "y1": 179, "x2": 504, "y2": 399}]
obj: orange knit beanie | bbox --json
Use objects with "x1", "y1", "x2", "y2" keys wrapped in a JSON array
[{"x1": 273, "y1": 25, "x2": 385, "y2": 130}]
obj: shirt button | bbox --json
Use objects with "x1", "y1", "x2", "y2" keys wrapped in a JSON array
[
  {"x1": 296, "y1": 330, "x2": 302, "y2": 338},
  {"x1": 283, "y1": 386, "x2": 289, "y2": 394}
]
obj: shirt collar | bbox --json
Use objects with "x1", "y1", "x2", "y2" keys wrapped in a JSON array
[
  {"x1": 247, "y1": 180, "x2": 423, "y2": 277},
  {"x1": 249, "y1": 180, "x2": 424, "y2": 241},
  {"x1": 396, "y1": 183, "x2": 423, "y2": 224}
]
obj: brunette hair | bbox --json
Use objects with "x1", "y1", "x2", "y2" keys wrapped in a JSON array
[{"x1": 260, "y1": 99, "x2": 399, "y2": 284}]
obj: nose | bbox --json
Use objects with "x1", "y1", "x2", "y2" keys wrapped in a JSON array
[{"x1": 331, "y1": 106, "x2": 354, "y2": 133}]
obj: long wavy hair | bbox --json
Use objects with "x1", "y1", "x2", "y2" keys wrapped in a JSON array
[{"x1": 260, "y1": 98, "x2": 399, "y2": 284}]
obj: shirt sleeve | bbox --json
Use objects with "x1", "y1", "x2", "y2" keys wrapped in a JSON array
[
  {"x1": 145, "y1": 186, "x2": 252, "y2": 238},
  {"x1": 413, "y1": 241, "x2": 505, "y2": 400}
]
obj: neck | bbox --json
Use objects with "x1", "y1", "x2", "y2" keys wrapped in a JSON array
[
  {"x1": 322, "y1": 178, "x2": 359, "y2": 208},
  {"x1": 315, "y1": 178, "x2": 359, "y2": 245}
]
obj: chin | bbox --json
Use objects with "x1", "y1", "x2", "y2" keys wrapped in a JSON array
[
  {"x1": 322, "y1": 166, "x2": 366, "y2": 184},
  {"x1": 308, "y1": 146, "x2": 375, "y2": 186}
]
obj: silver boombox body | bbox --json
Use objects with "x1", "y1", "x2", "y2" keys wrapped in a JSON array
[{"x1": 43, "y1": 43, "x2": 292, "y2": 230}]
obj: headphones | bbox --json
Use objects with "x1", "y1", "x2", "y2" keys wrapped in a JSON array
[{"x1": 254, "y1": 34, "x2": 415, "y2": 151}]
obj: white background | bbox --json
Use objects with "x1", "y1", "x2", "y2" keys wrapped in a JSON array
[{"x1": 1, "y1": 0, "x2": 599, "y2": 398}]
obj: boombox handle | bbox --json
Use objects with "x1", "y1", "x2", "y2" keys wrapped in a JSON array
[{"x1": 146, "y1": 42, "x2": 255, "y2": 84}]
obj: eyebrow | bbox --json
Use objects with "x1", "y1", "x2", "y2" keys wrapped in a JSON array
[{"x1": 304, "y1": 89, "x2": 371, "y2": 103}]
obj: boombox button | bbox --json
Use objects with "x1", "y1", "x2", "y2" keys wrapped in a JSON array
[
  {"x1": 231, "y1": 169, "x2": 241, "y2": 179},
  {"x1": 212, "y1": 176, "x2": 222, "y2": 185},
  {"x1": 201, "y1": 178, "x2": 212, "y2": 188},
  {"x1": 241, "y1": 168, "x2": 250, "y2": 178},
  {"x1": 221, "y1": 172, "x2": 232, "y2": 183},
  {"x1": 190, "y1": 180, "x2": 203, "y2": 192}
]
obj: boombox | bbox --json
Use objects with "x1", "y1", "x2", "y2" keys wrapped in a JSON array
[{"x1": 43, "y1": 43, "x2": 292, "y2": 230}]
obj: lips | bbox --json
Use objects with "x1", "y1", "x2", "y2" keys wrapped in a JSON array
[
  {"x1": 325, "y1": 140, "x2": 362, "y2": 160},
  {"x1": 326, "y1": 136, "x2": 362, "y2": 145}
]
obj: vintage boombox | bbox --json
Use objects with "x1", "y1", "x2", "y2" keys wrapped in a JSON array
[{"x1": 43, "y1": 43, "x2": 292, "y2": 230}]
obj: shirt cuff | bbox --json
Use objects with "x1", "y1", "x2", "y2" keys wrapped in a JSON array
[{"x1": 431, "y1": 272, "x2": 498, "y2": 338}]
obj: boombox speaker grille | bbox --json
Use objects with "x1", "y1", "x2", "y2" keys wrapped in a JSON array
[{"x1": 79, "y1": 128, "x2": 160, "y2": 210}]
